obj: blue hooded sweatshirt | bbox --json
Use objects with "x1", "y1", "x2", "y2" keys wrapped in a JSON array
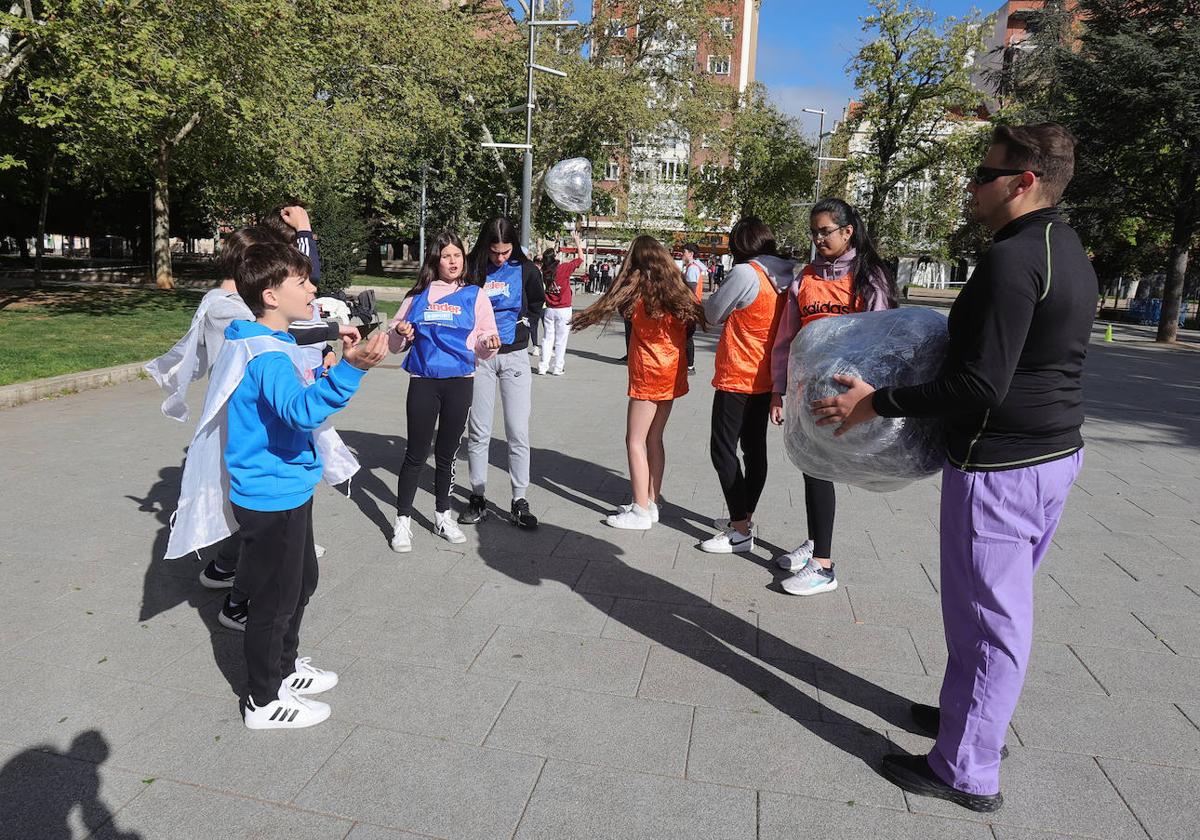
[{"x1": 223, "y1": 320, "x2": 366, "y2": 511}]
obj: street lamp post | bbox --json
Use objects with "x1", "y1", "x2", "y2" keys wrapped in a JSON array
[{"x1": 801, "y1": 107, "x2": 826, "y2": 202}]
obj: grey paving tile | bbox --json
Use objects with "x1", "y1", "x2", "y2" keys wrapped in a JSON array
[
  {"x1": 758, "y1": 614, "x2": 926, "y2": 675},
  {"x1": 1031, "y1": 605, "x2": 1165, "y2": 652},
  {"x1": 293, "y1": 726, "x2": 543, "y2": 840},
  {"x1": 1010, "y1": 685, "x2": 1200, "y2": 769},
  {"x1": 574, "y1": 559, "x2": 713, "y2": 605},
  {"x1": 843, "y1": 584, "x2": 942, "y2": 628},
  {"x1": 453, "y1": 580, "x2": 613, "y2": 637},
  {"x1": 1050, "y1": 573, "x2": 1200, "y2": 614},
  {"x1": 343, "y1": 826, "x2": 432, "y2": 840},
  {"x1": 815, "y1": 665, "x2": 942, "y2": 732},
  {"x1": 15, "y1": 611, "x2": 207, "y2": 681},
  {"x1": 758, "y1": 791, "x2": 992, "y2": 839},
  {"x1": 108, "y1": 694, "x2": 355, "y2": 802},
  {"x1": 89, "y1": 779, "x2": 354, "y2": 840},
  {"x1": 0, "y1": 740, "x2": 149, "y2": 840},
  {"x1": 513, "y1": 759, "x2": 755, "y2": 840},
  {"x1": 316, "y1": 613, "x2": 497, "y2": 671},
  {"x1": 636, "y1": 645, "x2": 822, "y2": 720},
  {"x1": 469, "y1": 625, "x2": 649, "y2": 696},
  {"x1": 330, "y1": 656, "x2": 515, "y2": 745},
  {"x1": 711, "y1": 570, "x2": 856, "y2": 620},
  {"x1": 1097, "y1": 758, "x2": 1200, "y2": 840},
  {"x1": 0, "y1": 592, "x2": 74, "y2": 653},
  {"x1": 891, "y1": 739, "x2": 1147, "y2": 839},
  {"x1": 600, "y1": 599, "x2": 758, "y2": 652},
  {"x1": 1132, "y1": 608, "x2": 1200, "y2": 657},
  {"x1": 1072, "y1": 644, "x2": 1200, "y2": 701},
  {"x1": 687, "y1": 707, "x2": 905, "y2": 808},
  {"x1": 484, "y1": 682, "x2": 693, "y2": 776},
  {"x1": 314, "y1": 564, "x2": 482, "y2": 618}
]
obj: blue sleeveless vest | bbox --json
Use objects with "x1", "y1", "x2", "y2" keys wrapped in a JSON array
[
  {"x1": 482, "y1": 260, "x2": 524, "y2": 345},
  {"x1": 401, "y1": 285, "x2": 480, "y2": 378}
]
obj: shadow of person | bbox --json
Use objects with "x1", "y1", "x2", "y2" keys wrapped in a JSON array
[
  {"x1": 346, "y1": 429, "x2": 933, "y2": 777},
  {"x1": 335, "y1": 428, "x2": 448, "y2": 540},
  {"x1": 126, "y1": 461, "x2": 245, "y2": 697},
  {"x1": 0, "y1": 731, "x2": 143, "y2": 840}
]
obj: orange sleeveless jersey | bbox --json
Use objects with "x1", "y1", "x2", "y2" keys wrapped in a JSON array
[
  {"x1": 796, "y1": 264, "x2": 861, "y2": 329},
  {"x1": 712, "y1": 262, "x2": 785, "y2": 394},
  {"x1": 627, "y1": 299, "x2": 689, "y2": 401}
]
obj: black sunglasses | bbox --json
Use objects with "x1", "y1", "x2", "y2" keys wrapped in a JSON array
[{"x1": 973, "y1": 166, "x2": 1043, "y2": 185}]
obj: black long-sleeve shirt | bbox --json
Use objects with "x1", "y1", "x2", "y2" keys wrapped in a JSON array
[
  {"x1": 872, "y1": 207, "x2": 1097, "y2": 471},
  {"x1": 500, "y1": 261, "x2": 546, "y2": 355}
]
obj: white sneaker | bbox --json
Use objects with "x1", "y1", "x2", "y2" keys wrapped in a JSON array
[
  {"x1": 775, "y1": 539, "x2": 814, "y2": 572},
  {"x1": 243, "y1": 686, "x2": 330, "y2": 730},
  {"x1": 712, "y1": 517, "x2": 758, "y2": 535},
  {"x1": 700, "y1": 528, "x2": 755, "y2": 554},
  {"x1": 314, "y1": 543, "x2": 326, "y2": 559},
  {"x1": 283, "y1": 657, "x2": 338, "y2": 695},
  {"x1": 606, "y1": 504, "x2": 653, "y2": 530},
  {"x1": 617, "y1": 501, "x2": 659, "y2": 522},
  {"x1": 781, "y1": 561, "x2": 838, "y2": 596},
  {"x1": 434, "y1": 510, "x2": 467, "y2": 544},
  {"x1": 536, "y1": 366, "x2": 548, "y2": 375},
  {"x1": 550, "y1": 368, "x2": 564, "y2": 376},
  {"x1": 390, "y1": 515, "x2": 413, "y2": 553}
]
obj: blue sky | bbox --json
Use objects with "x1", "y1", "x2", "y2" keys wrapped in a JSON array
[{"x1": 757, "y1": 0, "x2": 991, "y2": 135}]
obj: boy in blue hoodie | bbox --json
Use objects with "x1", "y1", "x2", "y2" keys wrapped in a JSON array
[{"x1": 227, "y1": 243, "x2": 388, "y2": 730}]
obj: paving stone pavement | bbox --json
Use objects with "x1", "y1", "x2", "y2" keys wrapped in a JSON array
[{"x1": 1, "y1": 302, "x2": 1197, "y2": 840}]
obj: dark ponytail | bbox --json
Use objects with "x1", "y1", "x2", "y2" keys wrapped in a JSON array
[
  {"x1": 466, "y1": 216, "x2": 529, "y2": 285},
  {"x1": 810, "y1": 198, "x2": 898, "y2": 308},
  {"x1": 541, "y1": 247, "x2": 559, "y2": 288}
]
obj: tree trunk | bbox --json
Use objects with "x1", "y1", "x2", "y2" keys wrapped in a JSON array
[
  {"x1": 365, "y1": 233, "x2": 383, "y2": 275},
  {"x1": 33, "y1": 147, "x2": 55, "y2": 288},
  {"x1": 152, "y1": 141, "x2": 174, "y2": 289},
  {"x1": 1156, "y1": 215, "x2": 1191, "y2": 343}
]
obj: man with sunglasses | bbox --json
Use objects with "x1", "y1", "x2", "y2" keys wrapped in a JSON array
[{"x1": 811, "y1": 124, "x2": 1097, "y2": 811}]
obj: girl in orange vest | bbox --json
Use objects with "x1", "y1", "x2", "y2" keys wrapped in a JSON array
[
  {"x1": 699, "y1": 217, "x2": 797, "y2": 553},
  {"x1": 573, "y1": 235, "x2": 706, "y2": 529},
  {"x1": 769, "y1": 198, "x2": 898, "y2": 594}
]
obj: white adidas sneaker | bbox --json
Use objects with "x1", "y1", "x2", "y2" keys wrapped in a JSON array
[
  {"x1": 775, "y1": 539, "x2": 815, "y2": 572},
  {"x1": 282, "y1": 657, "x2": 338, "y2": 695},
  {"x1": 617, "y1": 501, "x2": 659, "y2": 522},
  {"x1": 434, "y1": 510, "x2": 467, "y2": 544},
  {"x1": 390, "y1": 515, "x2": 413, "y2": 553},
  {"x1": 243, "y1": 686, "x2": 330, "y2": 730}
]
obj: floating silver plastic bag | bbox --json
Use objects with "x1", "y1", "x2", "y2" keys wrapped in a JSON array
[
  {"x1": 543, "y1": 157, "x2": 593, "y2": 212},
  {"x1": 784, "y1": 307, "x2": 949, "y2": 492}
]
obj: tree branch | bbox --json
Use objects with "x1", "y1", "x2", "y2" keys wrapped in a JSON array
[{"x1": 170, "y1": 111, "x2": 202, "y2": 147}]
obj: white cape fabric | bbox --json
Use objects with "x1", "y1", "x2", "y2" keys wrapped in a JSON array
[
  {"x1": 145, "y1": 290, "x2": 252, "y2": 422},
  {"x1": 164, "y1": 334, "x2": 360, "y2": 559}
]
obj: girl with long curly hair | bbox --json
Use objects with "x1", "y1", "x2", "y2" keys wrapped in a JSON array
[{"x1": 573, "y1": 235, "x2": 706, "y2": 529}]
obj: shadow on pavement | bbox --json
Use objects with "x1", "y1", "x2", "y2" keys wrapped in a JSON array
[{"x1": 0, "y1": 731, "x2": 142, "y2": 840}]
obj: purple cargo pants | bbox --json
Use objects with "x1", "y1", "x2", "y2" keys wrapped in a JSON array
[{"x1": 929, "y1": 451, "x2": 1084, "y2": 795}]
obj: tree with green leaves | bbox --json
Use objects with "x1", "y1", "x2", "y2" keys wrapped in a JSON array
[
  {"x1": 690, "y1": 84, "x2": 815, "y2": 248},
  {"x1": 841, "y1": 0, "x2": 988, "y2": 257}
]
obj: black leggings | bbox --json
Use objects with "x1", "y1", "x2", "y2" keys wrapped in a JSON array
[
  {"x1": 396, "y1": 376, "x2": 473, "y2": 516},
  {"x1": 709, "y1": 390, "x2": 771, "y2": 522},
  {"x1": 803, "y1": 473, "x2": 836, "y2": 558},
  {"x1": 686, "y1": 324, "x2": 696, "y2": 368}
]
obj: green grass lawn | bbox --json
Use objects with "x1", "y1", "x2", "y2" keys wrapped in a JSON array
[
  {"x1": 351, "y1": 272, "x2": 416, "y2": 289},
  {"x1": 0, "y1": 287, "x2": 205, "y2": 386}
]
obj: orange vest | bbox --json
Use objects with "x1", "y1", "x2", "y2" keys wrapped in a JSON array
[
  {"x1": 628, "y1": 299, "x2": 689, "y2": 401},
  {"x1": 712, "y1": 262, "x2": 785, "y2": 394},
  {"x1": 686, "y1": 261, "x2": 706, "y2": 301},
  {"x1": 796, "y1": 264, "x2": 861, "y2": 329}
]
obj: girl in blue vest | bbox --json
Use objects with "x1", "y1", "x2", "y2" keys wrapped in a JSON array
[
  {"x1": 387, "y1": 230, "x2": 501, "y2": 551},
  {"x1": 460, "y1": 216, "x2": 546, "y2": 529}
]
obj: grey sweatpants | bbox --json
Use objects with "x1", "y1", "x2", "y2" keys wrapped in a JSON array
[{"x1": 467, "y1": 351, "x2": 532, "y2": 499}]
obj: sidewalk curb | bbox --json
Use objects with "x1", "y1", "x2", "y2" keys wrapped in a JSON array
[{"x1": 0, "y1": 360, "x2": 152, "y2": 410}]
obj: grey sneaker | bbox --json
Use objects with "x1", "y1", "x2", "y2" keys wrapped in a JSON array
[{"x1": 781, "y1": 561, "x2": 837, "y2": 596}]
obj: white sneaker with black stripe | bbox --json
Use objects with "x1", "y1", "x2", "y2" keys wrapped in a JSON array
[
  {"x1": 699, "y1": 527, "x2": 755, "y2": 554},
  {"x1": 243, "y1": 686, "x2": 330, "y2": 730},
  {"x1": 282, "y1": 657, "x2": 338, "y2": 695}
]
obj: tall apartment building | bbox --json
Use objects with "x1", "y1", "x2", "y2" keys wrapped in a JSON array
[
  {"x1": 972, "y1": 1, "x2": 1054, "y2": 114},
  {"x1": 586, "y1": 0, "x2": 760, "y2": 253}
]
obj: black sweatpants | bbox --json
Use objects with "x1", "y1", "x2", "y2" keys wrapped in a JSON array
[
  {"x1": 396, "y1": 376, "x2": 473, "y2": 516},
  {"x1": 232, "y1": 499, "x2": 318, "y2": 707},
  {"x1": 709, "y1": 390, "x2": 772, "y2": 523},
  {"x1": 685, "y1": 324, "x2": 696, "y2": 368},
  {"x1": 803, "y1": 473, "x2": 836, "y2": 559},
  {"x1": 214, "y1": 532, "x2": 248, "y2": 604}
]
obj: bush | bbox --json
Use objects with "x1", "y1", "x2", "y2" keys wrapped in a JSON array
[{"x1": 310, "y1": 185, "x2": 366, "y2": 295}]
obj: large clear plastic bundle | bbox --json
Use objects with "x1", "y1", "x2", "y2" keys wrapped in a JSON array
[
  {"x1": 543, "y1": 157, "x2": 593, "y2": 212},
  {"x1": 783, "y1": 307, "x2": 949, "y2": 492}
]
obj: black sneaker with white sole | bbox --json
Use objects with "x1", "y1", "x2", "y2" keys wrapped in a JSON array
[
  {"x1": 510, "y1": 498, "x2": 538, "y2": 529},
  {"x1": 458, "y1": 494, "x2": 488, "y2": 525},
  {"x1": 219, "y1": 595, "x2": 247, "y2": 632},
  {"x1": 199, "y1": 560, "x2": 235, "y2": 589}
]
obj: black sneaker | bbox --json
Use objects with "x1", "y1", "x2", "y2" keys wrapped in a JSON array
[
  {"x1": 911, "y1": 703, "x2": 1008, "y2": 759},
  {"x1": 881, "y1": 753, "x2": 1003, "y2": 813},
  {"x1": 458, "y1": 494, "x2": 488, "y2": 525},
  {"x1": 219, "y1": 595, "x2": 247, "y2": 632},
  {"x1": 510, "y1": 498, "x2": 538, "y2": 530},
  {"x1": 687, "y1": 366, "x2": 696, "y2": 375},
  {"x1": 199, "y1": 560, "x2": 235, "y2": 589}
]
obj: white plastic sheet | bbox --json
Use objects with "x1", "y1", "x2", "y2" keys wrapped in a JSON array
[
  {"x1": 783, "y1": 307, "x2": 949, "y2": 492},
  {"x1": 543, "y1": 157, "x2": 593, "y2": 212}
]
